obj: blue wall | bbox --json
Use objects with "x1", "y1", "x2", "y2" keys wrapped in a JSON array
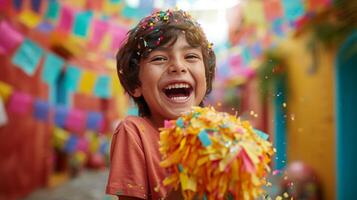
[{"x1": 336, "y1": 31, "x2": 357, "y2": 200}]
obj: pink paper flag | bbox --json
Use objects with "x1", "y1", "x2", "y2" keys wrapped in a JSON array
[
  {"x1": 57, "y1": 5, "x2": 75, "y2": 32},
  {"x1": 8, "y1": 91, "x2": 33, "y2": 114},
  {"x1": 90, "y1": 19, "x2": 109, "y2": 47},
  {"x1": 65, "y1": 109, "x2": 86, "y2": 134},
  {"x1": 0, "y1": 21, "x2": 24, "y2": 53},
  {"x1": 229, "y1": 55, "x2": 243, "y2": 69},
  {"x1": 263, "y1": 0, "x2": 283, "y2": 21},
  {"x1": 77, "y1": 137, "x2": 89, "y2": 152},
  {"x1": 110, "y1": 24, "x2": 127, "y2": 51}
]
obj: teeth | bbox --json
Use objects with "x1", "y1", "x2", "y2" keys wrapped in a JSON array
[
  {"x1": 170, "y1": 96, "x2": 188, "y2": 100},
  {"x1": 165, "y1": 83, "x2": 190, "y2": 90}
]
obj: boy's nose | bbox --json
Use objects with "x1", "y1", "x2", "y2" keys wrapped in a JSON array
[{"x1": 168, "y1": 60, "x2": 187, "y2": 74}]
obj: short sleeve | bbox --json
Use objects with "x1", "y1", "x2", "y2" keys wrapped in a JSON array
[{"x1": 106, "y1": 121, "x2": 148, "y2": 199}]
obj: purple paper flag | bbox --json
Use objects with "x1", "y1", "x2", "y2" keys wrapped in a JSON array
[
  {"x1": 86, "y1": 111, "x2": 103, "y2": 131},
  {"x1": 33, "y1": 99, "x2": 50, "y2": 121},
  {"x1": 55, "y1": 105, "x2": 69, "y2": 128}
]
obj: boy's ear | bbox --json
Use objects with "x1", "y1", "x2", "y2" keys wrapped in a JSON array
[{"x1": 132, "y1": 87, "x2": 142, "y2": 98}]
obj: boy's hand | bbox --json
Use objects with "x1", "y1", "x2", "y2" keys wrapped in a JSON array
[{"x1": 166, "y1": 187, "x2": 183, "y2": 200}]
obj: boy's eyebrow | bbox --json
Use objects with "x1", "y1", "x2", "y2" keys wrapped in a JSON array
[{"x1": 153, "y1": 45, "x2": 201, "y2": 52}]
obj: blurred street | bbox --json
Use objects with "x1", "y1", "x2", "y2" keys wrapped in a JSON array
[{"x1": 23, "y1": 169, "x2": 115, "y2": 200}]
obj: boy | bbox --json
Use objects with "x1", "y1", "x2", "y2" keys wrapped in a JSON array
[{"x1": 106, "y1": 9, "x2": 216, "y2": 200}]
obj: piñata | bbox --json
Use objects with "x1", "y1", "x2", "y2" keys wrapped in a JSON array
[{"x1": 159, "y1": 106, "x2": 274, "y2": 200}]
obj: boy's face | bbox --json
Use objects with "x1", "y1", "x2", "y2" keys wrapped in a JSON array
[{"x1": 134, "y1": 34, "x2": 207, "y2": 127}]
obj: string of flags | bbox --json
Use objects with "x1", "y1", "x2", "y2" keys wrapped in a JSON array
[
  {"x1": 0, "y1": 20, "x2": 113, "y2": 99},
  {"x1": 216, "y1": 0, "x2": 332, "y2": 81},
  {"x1": 1, "y1": 0, "x2": 131, "y2": 55},
  {"x1": 0, "y1": 80, "x2": 111, "y2": 164},
  {"x1": 0, "y1": 80, "x2": 105, "y2": 134}
]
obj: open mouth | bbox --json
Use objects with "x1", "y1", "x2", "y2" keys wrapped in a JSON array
[{"x1": 162, "y1": 83, "x2": 193, "y2": 101}]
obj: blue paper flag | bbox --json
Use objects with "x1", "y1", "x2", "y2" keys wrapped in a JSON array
[
  {"x1": 281, "y1": 0, "x2": 305, "y2": 22},
  {"x1": 64, "y1": 65, "x2": 81, "y2": 91},
  {"x1": 127, "y1": 107, "x2": 138, "y2": 116},
  {"x1": 73, "y1": 11, "x2": 93, "y2": 37},
  {"x1": 64, "y1": 135, "x2": 78, "y2": 153},
  {"x1": 13, "y1": 0, "x2": 22, "y2": 10},
  {"x1": 198, "y1": 130, "x2": 212, "y2": 147},
  {"x1": 252, "y1": 42, "x2": 262, "y2": 58},
  {"x1": 272, "y1": 18, "x2": 285, "y2": 37},
  {"x1": 99, "y1": 140, "x2": 109, "y2": 154},
  {"x1": 94, "y1": 75, "x2": 111, "y2": 99},
  {"x1": 122, "y1": 5, "x2": 140, "y2": 19},
  {"x1": 12, "y1": 39, "x2": 43, "y2": 76},
  {"x1": 31, "y1": 0, "x2": 41, "y2": 12},
  {"x1": 254, "y1": 129, "x2": 269, "y2": 140},
  {"x1": 55, "y1": 106, "x2": 69, "y2": 128},
  {"x1": 33, "y1": 99, "x2": 50, "y2": 121},
  {"x1": 42, "y1": 53, "x2": 64, "y2": 85},
  {"x1": 86, "y1": 112, "x2": 103, "y2": 131},
  {"x1": 45, "y1": 0, "x2": 60, "y2": 20},
  {"x1": 36, "y1": 21, "x2": 54, "y2": 32},
  {"x1": 241, "y1": 46, "x2": 252, "y2": 67}
]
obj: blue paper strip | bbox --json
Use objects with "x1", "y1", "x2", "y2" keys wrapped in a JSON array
[
  {"x1": 254, "y1": 129, "x2": 269, "y2": 140},
  {"x1": 12, "y1": 39, "x2": 43, "y2": 76},
  {"x1": 198, "y1": 130, "x2": 212, "y2": 147},
  {"x1": 42, "y1": 53, "x2": 64, "y2": 85},
  {"x1": 33, "y1": 99, "x2": 50, "y2": 121},
  {"x1": 176, "y1": 117, "x2": 184, "y2": 128}
]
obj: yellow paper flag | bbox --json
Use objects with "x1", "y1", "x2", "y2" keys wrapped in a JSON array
[
  {"x1": 78, "y1": 70, "x2": 96, "y2": 94},
  {"x1": 18, "y1": 10, "x2": 41, "y2": 28},
  {"x1": 243, "y1": 1, "x2": 265, "y2": 26},
  {"x1": 0, "y1": 81, "x2": 13, "y2": 102}
]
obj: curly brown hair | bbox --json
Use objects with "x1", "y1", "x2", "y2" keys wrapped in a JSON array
[{"x1": 116, "y1": 9, "x2": 216, "y2": 116}]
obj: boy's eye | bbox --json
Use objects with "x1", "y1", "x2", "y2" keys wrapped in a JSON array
[
  {"x1": 150, "y1": 56, "x2": 167, "y2": 62},
  {"x1": 185, "y1": 54, "x2": 200, "y2": 60}
]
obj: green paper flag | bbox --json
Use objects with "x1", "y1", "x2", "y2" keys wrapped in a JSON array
[
  {"x1": 12, "y1": 39, "x2": 43, "y2": 76},
  {"x1": 42, "y1": 53, "x2": 64, "y2": 84},
  {"x1": 45, "y1": 0, "x2": 60, "y2": 20},
  {"x1": 73, "y1": 11, "x2": 93, "y2": 37}
]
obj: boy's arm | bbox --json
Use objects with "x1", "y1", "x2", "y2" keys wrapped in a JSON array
[{"x1": 117, "y1": 195, "x2": 144, "y2": 200}]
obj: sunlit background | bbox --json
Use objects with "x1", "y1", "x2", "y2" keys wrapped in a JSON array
[{"x1": 0, "y1": 0, "x2": 356, "y2": 200}]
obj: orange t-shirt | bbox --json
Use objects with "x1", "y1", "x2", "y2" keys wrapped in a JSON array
[{"x1": 106, "y1": 116, "x2": 170, "y2": 199}]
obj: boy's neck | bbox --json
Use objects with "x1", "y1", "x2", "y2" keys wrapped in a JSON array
[{"x1": 145, "y1": 115, "x2": 165, "y2": 130}]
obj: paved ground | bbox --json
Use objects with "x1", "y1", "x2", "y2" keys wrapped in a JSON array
[
  {"x1": 23, "y1": 169, "x2": 116, "y2": 200},
  {"x1": 22, "y1": 169, "x2": 282, "y2": 200}
]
